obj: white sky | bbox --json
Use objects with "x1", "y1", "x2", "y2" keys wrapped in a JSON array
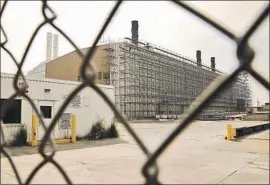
[{"x1": 1, "y1": 1, "x2": 269, "y2": 106}]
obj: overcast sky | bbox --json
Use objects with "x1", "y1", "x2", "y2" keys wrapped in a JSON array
[{"x1": 1, "y1": 1, "x2": 269, "y2": 106}]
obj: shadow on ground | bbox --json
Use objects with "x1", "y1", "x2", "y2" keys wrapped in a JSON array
[{"x1": 1, "y1": 138, "x2": 128, "y2": 158}]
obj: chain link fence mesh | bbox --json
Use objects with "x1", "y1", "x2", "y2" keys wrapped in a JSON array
[{"x1": 0, "y1": 0, "x2": 269, "y2": 184}]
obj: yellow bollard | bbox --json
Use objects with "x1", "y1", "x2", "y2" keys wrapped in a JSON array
[
  {"x1": 226, "y1": 123, "x2": 236, "y2": 141},
  {"x1": 31, "y1": 114, "x2": 38, "y2": 146},
  {"x1": 226, "y1": 124, "x2": 232, "y2": 141},
  {"x1": 71, "y1": 115, "x2": 76, "y2": 143},
  {"x1": 232, "y1": 127, "x2": 236, "y2": 138}
]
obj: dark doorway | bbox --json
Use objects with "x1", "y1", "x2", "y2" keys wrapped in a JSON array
[
  {"x1": 40, "y1": 106, "x2": 52, "y2": 119},
  {"x1": 1, "y1": 99, "x2": 22, "y2": 124}
]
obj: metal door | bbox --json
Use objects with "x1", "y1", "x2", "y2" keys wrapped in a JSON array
[{"x1": 37, "y1": 100, "x2": 54, "y2": 141}]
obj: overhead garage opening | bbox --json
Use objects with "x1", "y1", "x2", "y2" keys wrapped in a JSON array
[{"x1": 0, "y1": 99, "x2": 22, "y2": 124}]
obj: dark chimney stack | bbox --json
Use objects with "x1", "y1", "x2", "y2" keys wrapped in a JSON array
[
  {"x1": 211, "y1": 57, "x2": 216, "y2": 72},
  {"x1": 196, "y1": 50, "x2": 202, "y2": 67},
  {"x1": 131, "y1": 20, "x2": 139, "y2": 45}
]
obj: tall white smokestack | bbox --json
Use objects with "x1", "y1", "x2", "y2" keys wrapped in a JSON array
[
  {"x1": 53, "y1": 34, "x2": 58, "y2": 59},
  {"x1": 46, "y1": 32, "x2": 52, "y2": 62}
]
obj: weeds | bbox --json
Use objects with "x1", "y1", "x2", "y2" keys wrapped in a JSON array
[
  {"x1": 88, "y1": 120, "x2": 107, "y2": 140},
  {"x1": 78, "y1": 118, "x2": 119, "y2": 141},
  {"x1": 11, "y1": 127, "x2": 27, "y2": 146},
  {"x1": 76, "y1": 135, "x2": 86, "y2": 141},
  {"x1": 65, "y1": 118, "x2": 119, "y2": 142},
  {"x1": 106, "y1": 122, "x2": 119, "y2": 138}
]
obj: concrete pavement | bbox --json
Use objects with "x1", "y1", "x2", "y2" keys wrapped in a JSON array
[
  {"x1": 1, "y1": 138, "x2": 127, "y2": 158},
  {"x1": 1, "y1": 120, "x2": 269, "y2": 184}
]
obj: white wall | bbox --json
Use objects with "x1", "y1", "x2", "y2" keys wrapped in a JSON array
[
  {"x1": 26, "y1": 61, "x2": 46, "y2": 79},
  {"x1": 262, "y1": 103, "x2": 269, "y2": 111},
  {"x1": 1, "y1": 73, "x2": 115, "y2": 142},
  {"x1": 1, "y1": 124, "x2": 25, "y2": 144}
]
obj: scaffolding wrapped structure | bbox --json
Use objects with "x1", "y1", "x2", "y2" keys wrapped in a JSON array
[{"x1": 102, "y1": 38, "x2": 251, "y2": 120}]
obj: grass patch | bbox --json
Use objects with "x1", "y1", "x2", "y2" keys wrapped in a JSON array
[{"x1": 11, "y1": 127, "x2": 27, "y2": 147}]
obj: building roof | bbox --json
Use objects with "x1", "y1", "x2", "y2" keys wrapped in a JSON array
[
  {"x1": 1, "y1": 72, "x2": 114, "y2": 89},
  {"x1": 0, "y1": 72, "x2": 16, "y2": 78}
]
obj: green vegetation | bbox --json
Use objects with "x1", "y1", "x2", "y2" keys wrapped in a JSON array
[
  {"x1": 106, "y1": 122, "x2": 119, "y2": 138},
  {"x1": 11, "y1": 127, "x2": 27, "y2": 146},
  {"x1": 77, "y1": 118, "x2": 119, "y2": 141},
  {"x1": 87, "y1": 120, "x2": 107, "y2": 140}
]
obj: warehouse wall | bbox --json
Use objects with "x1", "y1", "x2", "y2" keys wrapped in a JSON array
[{"x1": 46, "y1": 45, "x2": 110, "y2": 84}]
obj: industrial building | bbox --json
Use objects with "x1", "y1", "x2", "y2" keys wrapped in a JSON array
[
  {"x1": 27, "y1": 32, "x2": 110, "y2": 85},
  {"x1": 1, "y1": 72, "x2": 114, "y2": 143},
  {"x1": 27, "y1": 20, "x2": 252, "y2": 120}
]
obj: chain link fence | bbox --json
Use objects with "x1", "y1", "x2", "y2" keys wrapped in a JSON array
[{"x1": 0, "y1": 0, "x2": 269, "y2": 184}]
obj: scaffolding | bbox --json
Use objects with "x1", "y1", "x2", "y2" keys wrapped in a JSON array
[{"x1": 102, "y1": 38, "x2": 252, "y2": 120}]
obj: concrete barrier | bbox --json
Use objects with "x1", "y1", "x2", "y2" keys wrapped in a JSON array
[
  {"x1": 226, "y1": 123, "x2": 270, "y2": 141},
  {"x1": 235, "y1": 123, "x2": 269, "y2": 138}
]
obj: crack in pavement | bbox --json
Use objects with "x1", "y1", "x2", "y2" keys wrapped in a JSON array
[
  {"x1": 217, "y1": 154, "x2": 266, "y2": 184},
  {"x1": 183, "y1": 138, "x2": 200, "y2": 141},
  {"x1": 216, "y1": 167, "x2": 242, "y2": 184},
  {"x1": 248, "y1": 162, "x2": 269, "y2": 171},
  {"x1": 213, "y1": 148, "x2": 268, "y2": 155},
  {"x1": 2, "y1": 171, "x2": 16, "y2": 178},
  {"x1": 77, "y1": 161, "x2": 87, "y2": 165},
  {"x1": 256, "y1": 166, "x2": 269, "y2": 171}
]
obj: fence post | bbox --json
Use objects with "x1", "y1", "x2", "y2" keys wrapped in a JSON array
[
  {"x1": 31, "y1": 114, "x2": 37, "y2": 146},
  {"x1": 71, "y1": 115, "x2": 76, "y2": 143}
]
